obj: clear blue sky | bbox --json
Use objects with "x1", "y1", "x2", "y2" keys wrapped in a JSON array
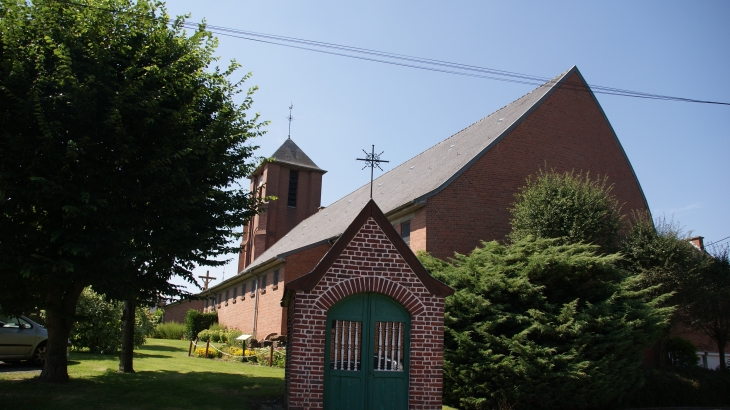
[{"x1": 163, "y1": 0, "x2": 730, "y2": 292}]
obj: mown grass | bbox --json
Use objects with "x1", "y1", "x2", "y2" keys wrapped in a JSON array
[
  {"x1": 0, "y1": 339, "x2": 283, "y2": 410},
  {"x1": 0, "y1": 338, "x2": 458, "y2": 409}
]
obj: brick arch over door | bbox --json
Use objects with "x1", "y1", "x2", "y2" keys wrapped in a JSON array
[{"x1": 313, "y1": 277, "x2": 426, "y2": 317}]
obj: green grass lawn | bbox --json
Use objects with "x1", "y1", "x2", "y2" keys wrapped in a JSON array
[
  {"x1": 0, "y1": 338, "x2": 284, "y2": 410},
  {"x1": 0, "y1": 338, "x2": 458, "y2": 409}
]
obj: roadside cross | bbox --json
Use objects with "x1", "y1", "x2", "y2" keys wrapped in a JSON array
[{"x1": 198, "y1": 270, "x2": 217, "y2": 291}]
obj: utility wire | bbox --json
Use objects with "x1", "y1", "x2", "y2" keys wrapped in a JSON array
[
  {"x1": 49, "y1": 0, "x2": 730, "y2": 106},
  {"x1": 705, "y1": 235, "x2": 730, "y2": 247},
  {"x1": 179, "y1": 22, "x2": 729, "y2": 105}
]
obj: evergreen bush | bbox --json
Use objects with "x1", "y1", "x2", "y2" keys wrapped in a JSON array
[{"x1": 419, "y1": 237, "x2": 671, "y2": 410}]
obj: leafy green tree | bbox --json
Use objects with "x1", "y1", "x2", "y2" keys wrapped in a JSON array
[
  {"x1": 0, "y1": 0, "x2": 266, "y2": 382},
  {"x1": 419, "y1": 238, "x2": 671, "y2": 410},
  {"x1": 71, "y1": 287, "x2": 150, "y2": 354},
  {"x1": 621, "y1": 214, "x2": 703, "y2": 298},
  {"x1": 621, "y1": 214, "x2": 730, "y2": 369},
  {"x1": 509, "y1": 169, "x2": 623, "y2": 253},
  {"x1": 665, "y1": 336, "x2": 699, "y2": 368},
  {"x1": 677, "y1": 248, "x2": 730, "y2": 371}
]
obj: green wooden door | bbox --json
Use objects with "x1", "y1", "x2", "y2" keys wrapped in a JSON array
[{"x1": 324, "y1": 293, "x2": 410, "y2": 410}]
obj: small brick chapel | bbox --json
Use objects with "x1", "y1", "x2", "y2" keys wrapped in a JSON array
[{"x1": 282, "y1": 199, "x2": 453, "y2": 410}]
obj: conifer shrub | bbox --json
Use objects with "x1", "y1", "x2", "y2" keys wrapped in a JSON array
[{"x1": 419, "y1": 237, "x2": 672, "y2": 410}]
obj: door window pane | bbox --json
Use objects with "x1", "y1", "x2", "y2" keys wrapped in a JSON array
[
  {"x1": 330, "y1": 320, "x2": 362, "y2": 371},
  {"x1": 373, "y1": 322, "x2": 405, "y2": 371}
]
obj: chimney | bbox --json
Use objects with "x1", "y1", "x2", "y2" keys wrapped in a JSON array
[{"x1": 688, "y1": 236, "x2": 705, "y2": 252}]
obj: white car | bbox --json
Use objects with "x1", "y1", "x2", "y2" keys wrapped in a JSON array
[{"x1": 0, "y1": 315, "x2": 69, "y2": 365}]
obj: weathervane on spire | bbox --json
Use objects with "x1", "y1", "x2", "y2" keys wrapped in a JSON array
[
  {"x1": 357, "y1": 145, "x2": 389, "y2": 198},
  {"x1": 287, "y1": 103, "x2": 294, "y2": 139}
]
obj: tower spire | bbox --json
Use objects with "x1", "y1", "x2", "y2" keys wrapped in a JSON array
[{"x1": 287, "y1": 103, "x2": 294, "y2": 139}]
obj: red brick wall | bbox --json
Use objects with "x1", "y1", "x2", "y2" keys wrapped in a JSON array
[
  {"x1": 163, "y1": 299, "x2": 204, "y2": 324},
  {"x1": 238, "y1": 162, "x2": 324, "y2": 272},
  {"x1": 671, "y1": 323, "x2": 727, "y2": 353},
  {"x1": 281, "y1": 244, "x2": 331, "y2": 335},
  {"x1": 425, "y1": 72, "x2": 648, "y2": 260},
  {"x1": 215, "y1": 280, "x2": 257, "y2": 334},
  {"x1": 286, "y1": 218, "x2": 445, "y2": 410}
]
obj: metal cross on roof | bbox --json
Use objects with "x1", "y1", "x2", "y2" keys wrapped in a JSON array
[
  {"x1": 198, "y1": 270, "x2": 217, "y2": 291},
  {"x1": 287, "y1": 103, "x2": 294, "y2": 139},
  {"x1": 357, "y1": 144, "x2": 389, "y2": 198}
]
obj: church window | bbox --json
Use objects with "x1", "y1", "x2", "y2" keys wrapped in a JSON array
[
  {"x1": 401, "y1": 220, "x2": 411, "y2": 246},
  {"x1": 217, "y1": 293, "x2": 222, "y2": 305},
  {"x1": 261, "y1": 274, "x2": 267, "y2": 294},
  {"x1": 287, "y1": 170, "x2": 299, "y2": 207},
  {"x1": 251, "y1": 279, "x2": 257, "y2": 296},
  {"x1": 273, "y1": 270, "x2": 279, "y2": 290},
  {"x1": 233, "y1": 286, "x2": 238, "y2": 301},
  {"x1": 225, "y1": 290, "x2": 229, "y2": 305},
  {"x1": 205, "y1": 299, "x2": 209, "y2": 309},
  {"x1": 242, "y1": 283, "x2": 247, "y2": 296}
]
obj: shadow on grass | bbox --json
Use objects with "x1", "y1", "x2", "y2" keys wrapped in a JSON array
[
  {"x1": 138, "y1": 343, "x2": 185, "y2": 353},
  {"x1": 132, "y1": 352, "x2": 174, "y2": 359},
  {"x1": 68, "y1": 351, "x2": 173, "y2": 361},
  {"x1": 0, "y1": 369, "x2": 284, "y2": 410}
]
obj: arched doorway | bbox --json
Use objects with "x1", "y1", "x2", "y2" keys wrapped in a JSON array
[{"x1": 324, "y1": 293, "x2": 410, "y2": 410}]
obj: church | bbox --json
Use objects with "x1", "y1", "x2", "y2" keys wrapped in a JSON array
[{"x1": 172, "y1": 65, "x2": 649, "y2": 343}]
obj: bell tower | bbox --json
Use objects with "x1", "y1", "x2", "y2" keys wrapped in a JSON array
[{"x1": 238, "y1": 137, "x2": 326, "y2": 272}]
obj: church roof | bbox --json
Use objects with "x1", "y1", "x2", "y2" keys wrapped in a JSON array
[
  {"x1": 241, "y1": 66, "x2": 609, "y2": 274},
  {"x1": 267, "y1": 138, "x2": 326, "y2": 173}
]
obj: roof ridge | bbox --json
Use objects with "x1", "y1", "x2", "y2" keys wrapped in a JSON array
[
  {"x1": 326, "y1": 68, "x2": 574, "y2": 198},
  {"x1": 243, "y1": 66, "x2": 578, "y2": 273}
]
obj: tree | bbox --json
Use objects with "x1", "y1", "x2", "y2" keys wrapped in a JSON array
[
  {"x1": 677, "y1": 248, "x2": 730, "y2": 371},
  {"x1": 419, "y1": 238, "x2": 671, "y2": 410},
  {"x1": 0, "y1": 0, "x2": 266, "y2": 382},
  {"x1": 620, "y1": 214, "x2": 727, "y2": 368},
  {"x1": 70, "y1": 287, "x2": 150, "y2": 354},
  {"x1": 621, "y1": 214, "x2": 703, "y2": 298},
  {"x1": 509, "y1": 169, "x2": 623, "y2": 253}
]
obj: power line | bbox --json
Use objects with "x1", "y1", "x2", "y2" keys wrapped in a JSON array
[
  {"x1": 48, "y1": 0, "x2": 730, "y2": 106},
  {"x1": 705, "y1": 235, "x2": 730, "y2": 247}
]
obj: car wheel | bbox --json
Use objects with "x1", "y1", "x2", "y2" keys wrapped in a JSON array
[{"x1": 32, "y1": 342, "x2": 47, "y2": 366}]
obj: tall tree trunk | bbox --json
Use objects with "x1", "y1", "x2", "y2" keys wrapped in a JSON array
[
  {"x1": 118, "y1": 299, "x2": 136, "y2": 373},
  {"x1": 718, "y1": 336, "x2": 726, "y2": 372},
  {"x1": 39, "y1": 283, "x2": 85, "y2": 383}
]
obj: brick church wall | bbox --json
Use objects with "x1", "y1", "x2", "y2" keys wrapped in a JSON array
[
  {"x1": 163, "y1": 299, "x2": 204, "y2": 324},
  {"x1": 424, "y1": 72, "x2": 649, "y2": 260},
  {"x1": 215, "y1": 283, "x2": 257, "y2": 334},
  {"x1": 281, "y1": 243, "x2": 331, "y2": 335},
  {"x1": 286, "y1": 218, "x2": 445, "y2": 410}
]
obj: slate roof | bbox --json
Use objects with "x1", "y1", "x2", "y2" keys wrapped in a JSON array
[
  {"x1": 265, "y1": 138, "x2": 326, "y2": 173},
  {"x1": 241, "y1": 67, "x2": 576, "y2": 274}
]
